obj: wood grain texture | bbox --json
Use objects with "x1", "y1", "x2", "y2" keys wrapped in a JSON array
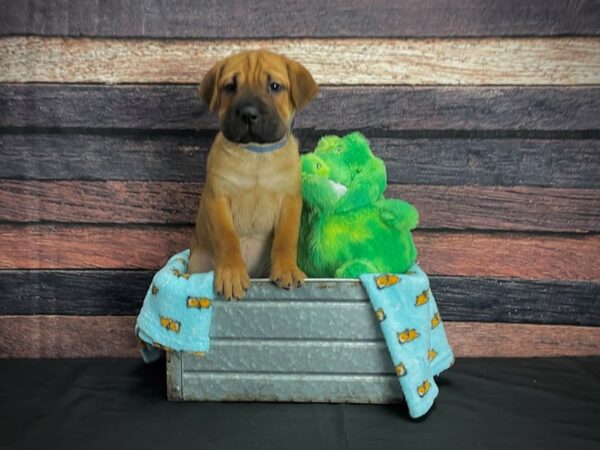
[
  {"x1": 1, "y1": 0, "x2": 599, "y2": 38},
  {"x1": 1, "y1": 316, "x2": 598, "y2": 358},
  {"x1": 389, "y1": 185, "x2": 600, "y2": 234},
  {"x1": 3, "y1": 133, "x2": 599, "y2": 188},
  {"x1": 2, "y1": 85, "x2": 600, "y2": 131},
  {"x1": 3, "y1": 37, "x2": 600, "y2": 85},
  {"x1": 0, "y1": 181, "x2": 203, "y2": 224},
  {"x1": 2, "y1": 181, "x2": 598, "y2": 233},
  {"x1": 446, "y1": 323, "x2": 600, "y2": 358},
  {"x1": 1, "y1": 225, "x2": 599, "y2": 282},
  {"x1": 417, "y1": 233, "x2": 600, "y2": 282},
  {"x1": 2, "y1": 0, "x2": 599, "y2": 363},
  {"x1": 1, "y1": 270, "x2": 598, "y2": 325},
  {"x1": 431, "y1": 277, "x2": 600, "y2": 326},
  {"x1": 0, "y1": 132, "x2": 211, "y2": 182},
  {"x1": 0, "y1": 225, "x2": 192, "y2": 270},
  {"x1": 0, "y1": 315, "x2": 140, "y2": 358}
]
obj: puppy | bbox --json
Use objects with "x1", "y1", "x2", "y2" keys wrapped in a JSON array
[{"x1": 188, "y1": 50, "x2": 319, "y2": 300}]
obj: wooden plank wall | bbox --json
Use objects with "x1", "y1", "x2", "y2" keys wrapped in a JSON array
[{"x1": 1, "y1": 0, "x2": 599, "y2": 358}]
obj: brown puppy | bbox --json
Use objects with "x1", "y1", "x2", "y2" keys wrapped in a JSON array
[{"x1": 189, "y1": 50, "x2": 319, "y2": 300}]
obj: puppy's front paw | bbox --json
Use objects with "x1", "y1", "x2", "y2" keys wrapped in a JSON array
[
  {"x1": 215, "y1": 260, "x2": 250, "y2": 300},
  {"x1": 270, "y1": 261, "x2": 306, "y2": 290}
]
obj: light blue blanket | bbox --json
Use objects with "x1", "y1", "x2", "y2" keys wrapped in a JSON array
[
  {"x1": 135, "y1": 250, "x2": 214, "y2": 363},
  {"x1": 360, "y1": 267, "x2": 454, "y2": 418},
  {"x1": 136, "y1": 250, "x2": 453, "y2": 418}
]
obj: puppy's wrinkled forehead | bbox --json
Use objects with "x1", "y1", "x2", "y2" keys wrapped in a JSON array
[
  {"x1": 219, "y1": 51, "x2": 288, "y2": 88},
  {"x1": 200, "y1": 49, "x2": 318, "y2": 117}
]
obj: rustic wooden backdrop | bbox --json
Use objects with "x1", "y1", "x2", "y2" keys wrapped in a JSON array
[{"x1": 1, "y1": 0, "x2": 599, "y2": 358}]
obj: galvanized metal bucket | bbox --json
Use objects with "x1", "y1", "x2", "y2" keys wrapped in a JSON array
[{"x1": 167, "y1": 279, "x2": 401, "y2": 403}]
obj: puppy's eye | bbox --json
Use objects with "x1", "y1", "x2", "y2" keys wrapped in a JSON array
[
  {"x1": 269, "y1": 82, "x2": 282, "y2": 93},
  {"x1": 223, "y1": 82, "x2": 236, "y2": 93}
]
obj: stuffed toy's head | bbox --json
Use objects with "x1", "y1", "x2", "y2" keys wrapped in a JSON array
[
  {"x1": 313, "y1": 132, "x2": 377, "y2": 172},
  {"x1": 298, "y1": 132, "x2": 419, "y2": 278},
  {"x1": 301, "y1": 132, "x2": 386, "y2": 212}
]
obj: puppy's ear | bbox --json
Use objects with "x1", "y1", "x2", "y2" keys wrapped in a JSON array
[
  {"x1": 198, "y1": 61, "x2": 223, "y2": 112},
  {"x1": 287, "y1": 60, "x2": 319, "y2": 111}
]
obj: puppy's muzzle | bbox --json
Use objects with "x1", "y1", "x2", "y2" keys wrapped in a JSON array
[
  {"x1": 237, "y1": 104, "x2": 261, "y2": 125},
  {"x1": 223, "y1": 94, "x2": 287, "y2": 144}
]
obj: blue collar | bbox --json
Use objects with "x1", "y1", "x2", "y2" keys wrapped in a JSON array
[
  {"x1": 240, "y1": 135, "x2": 290, "y2": 153},
  {"x1": 238, "y1": 116, "x2": 295, "y2": 153}
]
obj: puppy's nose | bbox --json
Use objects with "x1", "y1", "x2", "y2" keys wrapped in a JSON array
[{"x1": 237, "y1": 105, "x2": 260, "y2": 124}]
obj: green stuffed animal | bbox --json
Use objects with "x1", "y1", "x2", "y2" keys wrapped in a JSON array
[{"x1": 298, "y1": 132, "x2": 419, "y2": 278}]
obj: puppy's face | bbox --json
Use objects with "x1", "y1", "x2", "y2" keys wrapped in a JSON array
[{"x1": 199, "y1": 51, "x2": 318, "y2": 144}]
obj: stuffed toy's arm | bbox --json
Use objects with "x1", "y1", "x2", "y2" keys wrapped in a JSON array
[
  {"x1": 301, "y1": 175, "x2": 343, "y2": 212},
  {"x1": 379, "y1": 199, "x2": 419, "y2": 230},
  {"x1": 335, "y1": 158, "x2": 387, "y2": 212}
]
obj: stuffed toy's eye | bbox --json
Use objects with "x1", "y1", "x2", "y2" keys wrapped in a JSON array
[
  {"x1": 223, "y1": 82, "x2": 236, "y2": 93},
  {"x1": 316, "y1": 163, "x2": 322, "y2": 169},
  {"x1": 269, "y1": 82, "x2": 282, "y2": 92}
]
